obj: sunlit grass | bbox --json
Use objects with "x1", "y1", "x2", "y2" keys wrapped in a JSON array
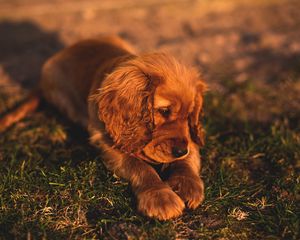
[{"x1": 0, "y1": 83, "x2": 299, "y2": 239}]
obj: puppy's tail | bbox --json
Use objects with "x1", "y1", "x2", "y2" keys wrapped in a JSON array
[{"x1": 0, "y1": 91, "x2": 40, "y2": 133}]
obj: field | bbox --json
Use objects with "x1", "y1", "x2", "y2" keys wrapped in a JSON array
[{"x1": 0, "y1": 0, "x2": 299, "y2": 239}]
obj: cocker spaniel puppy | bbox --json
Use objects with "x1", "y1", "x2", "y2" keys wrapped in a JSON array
[{"x1": 10, "y1": 36, "x2": 207, "y2": 220}]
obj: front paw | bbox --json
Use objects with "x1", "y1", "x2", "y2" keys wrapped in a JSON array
[
  {"x1": 137, "y1": 185, "x2": 185, "y2": 220},
  {"x1": 167, "y1": 176, "x2": 204, "y2": 209}
]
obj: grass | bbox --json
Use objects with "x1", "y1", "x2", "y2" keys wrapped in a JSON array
[{"x1": 0, "y1": 79, "x2": 299, "y2": 240}]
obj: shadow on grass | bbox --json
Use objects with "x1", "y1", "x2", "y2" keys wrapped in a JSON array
[
  {"x1": 0, "y1": 20, "x2": 93, "y2": 166},
  {"x1": 0, "y1": 20, "x2": 64, "y2": 87},
  {"x1": 203, "y1": 91, "x2": 299, "y2": 177}
]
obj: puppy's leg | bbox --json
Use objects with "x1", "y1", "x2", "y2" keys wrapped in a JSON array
[
  {"x1": 41, "y1": 58, "x2": 88, "y2": 127},
  {"x1": 165, "y1": 143, "x2": 204, "y2": 209},
  {"x1": 113, "y1": 155, "x2": 185, "y2": 220},
  {"x1": 89, "y1": 132, "x2": 184, "y2": 220},
  {"x1": 126, "y1": 157, "x2": 186, "y2": 220}
]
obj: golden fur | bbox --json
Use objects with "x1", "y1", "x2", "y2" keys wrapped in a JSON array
[{"x1": 39, "y1": 36, "x2": 206, "y2": 220}]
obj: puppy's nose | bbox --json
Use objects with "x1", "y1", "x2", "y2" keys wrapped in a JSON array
[{"x1": 172, "y1": 147, "x2": 188, "y2": 158}]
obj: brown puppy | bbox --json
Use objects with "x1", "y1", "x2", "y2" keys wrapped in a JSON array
[{"x1": 7, "y1": 36, "x2": 207, "y2": 220}]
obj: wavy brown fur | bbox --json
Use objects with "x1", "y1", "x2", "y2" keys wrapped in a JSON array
[
  {"x1": 2, "y1": 36, "x2": 207, "y2": 220},
  {"x1": 0, "y1": 93, "x2": 40, "y2": 133}
]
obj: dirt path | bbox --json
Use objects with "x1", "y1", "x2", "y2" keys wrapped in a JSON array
[
  {"x1": 1, "y1": 0, "x2": 299, "y2": 84},
  {"x1": 1, "y1": 0, "x2": 300, "y2": 122}
]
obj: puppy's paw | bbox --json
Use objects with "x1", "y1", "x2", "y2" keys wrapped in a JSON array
[
  {"x1": 137, "y1": 186, "x2": 185, "y2": 220},
  {"x1": 167, "y1": 176, "x2": 204, "y2": 209}
]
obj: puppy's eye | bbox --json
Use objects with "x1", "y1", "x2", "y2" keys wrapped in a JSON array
[{"x1": 158, "y1": 107, "x2": 171, "y2": 118}]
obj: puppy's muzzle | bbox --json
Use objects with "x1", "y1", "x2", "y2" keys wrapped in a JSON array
[{"x1": 171, "y1": 138, "x2": 189, "y2": 159}]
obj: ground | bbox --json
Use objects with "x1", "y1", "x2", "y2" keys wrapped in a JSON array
[{"x1": 0, "y1": 0, "x2": 299, "y2": 239}]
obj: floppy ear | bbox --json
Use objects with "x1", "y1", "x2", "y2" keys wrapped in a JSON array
[
  {"x1": 189, "y1": 81, "x2": 207, "y2": 146},
  {"x1": 93, "y1": 63, "x2": 159, "y2": 154}
]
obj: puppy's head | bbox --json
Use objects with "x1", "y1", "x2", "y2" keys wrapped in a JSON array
[{"x1": 95, "y1": 53, "x2": 206, "y2": 163}]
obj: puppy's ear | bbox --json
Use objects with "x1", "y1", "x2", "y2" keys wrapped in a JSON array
[
  {"x1": 93, "y1": 63, "x2": 159, "y2": 153},
  {"x1": 189, "y1": 80, "x2": 207, "y2": 146}
]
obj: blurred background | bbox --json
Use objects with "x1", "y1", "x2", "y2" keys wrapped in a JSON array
[{"x1": 0, "y1": 0, "x2": 300, "y2": 123}]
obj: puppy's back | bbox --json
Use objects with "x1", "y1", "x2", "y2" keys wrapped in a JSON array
[{"x1": 40, "y1": 36, "x2": 135, "y2": 126}]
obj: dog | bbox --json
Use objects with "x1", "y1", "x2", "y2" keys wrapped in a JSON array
[{"x1": 0, "y1": 36, "x2": 206, "y2": 220}]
